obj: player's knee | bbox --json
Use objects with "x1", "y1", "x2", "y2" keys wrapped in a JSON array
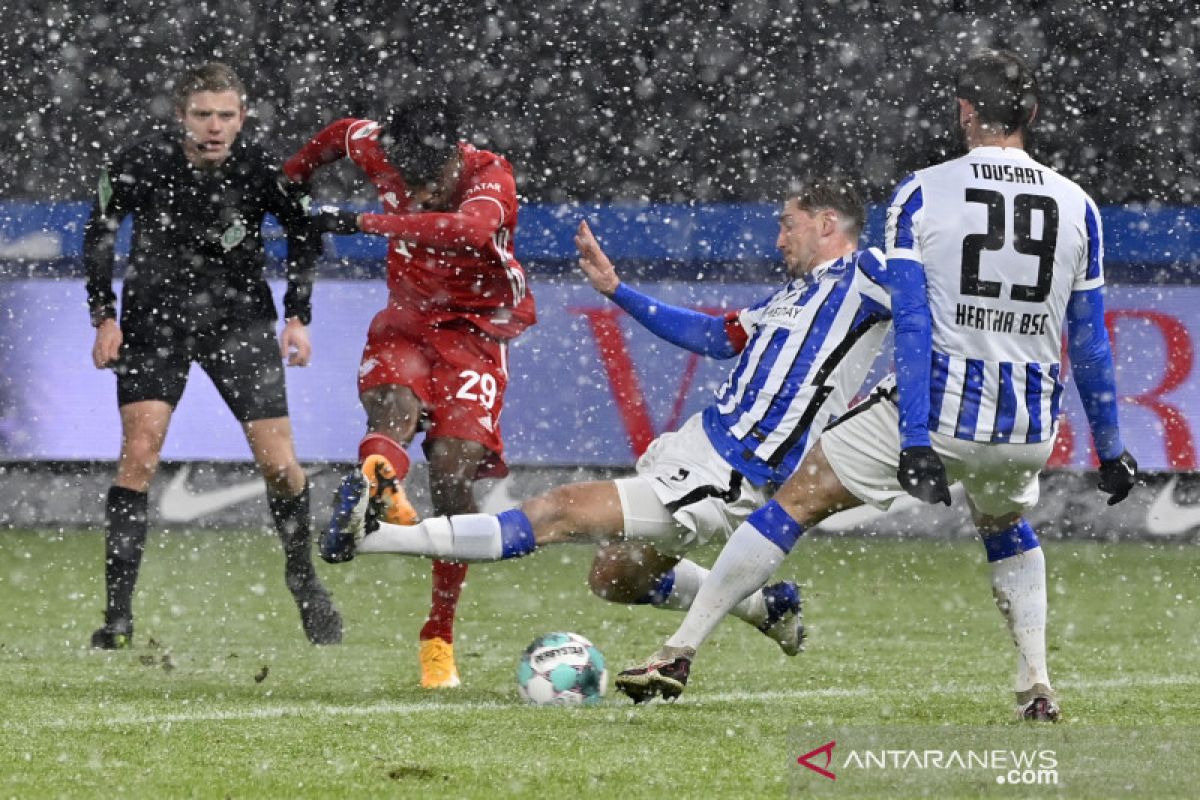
[
  {"x1": 256, "y1": 457, "x2": 299, "y2": 495},
  {"x1": 119, "y1": 438, "x2": 162, "y2": 483},
  {"x1": 588, "y1": 558, "x2": 640, "y2": 602},
  {"x1": 587, "y1": 548, "x2": 651, "y2": 603},
  {"x1": 362, "y1": 387, "x2": 420, "y2": 439}
]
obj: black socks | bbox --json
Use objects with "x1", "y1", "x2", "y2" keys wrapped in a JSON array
[{"x1": 104, "y1": 486, "x2": 149, "y2": 628}]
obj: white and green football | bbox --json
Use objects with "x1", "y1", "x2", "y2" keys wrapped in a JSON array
[{"x1": 516, "y1": 632, "x2": 608, "y2": 706}]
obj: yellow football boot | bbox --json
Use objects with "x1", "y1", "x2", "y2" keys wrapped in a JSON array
[{"x1": 419, "y1": 636, "x2": 462, "y2": 689}]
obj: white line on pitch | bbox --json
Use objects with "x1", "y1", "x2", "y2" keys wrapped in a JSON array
[{"x1": 33, "y1": 672, "x2": 1199, "y2": 729}]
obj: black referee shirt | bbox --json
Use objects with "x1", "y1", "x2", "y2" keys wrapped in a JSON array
[{"x1": 84, "y1": 131, "x2": 319, "y2": 340}]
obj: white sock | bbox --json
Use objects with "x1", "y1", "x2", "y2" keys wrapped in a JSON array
[
  {"x1": 359, "y1": 514, "x2": 503, "y2": 561},
  {"x1": 990, "y1": 547, "x2": 1051, "y2": 691},
  {"x1": 665, "y1": 522, "x2": 786, "y2": 651},
  {"x1": 656, "y1": 559, "x2": 768, "y2": 627}
]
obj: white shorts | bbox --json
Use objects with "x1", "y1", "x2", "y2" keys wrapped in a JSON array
[
  {"x1": 820, "y1": 383, "x2": 1054, "y2": 518},
  {"x1": 614, "y1": 413, "x2": 772, "y2": 556}
]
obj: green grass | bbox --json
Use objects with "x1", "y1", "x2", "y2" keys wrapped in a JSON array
[{"x1": 1, "y1": 530, "x2": 1197, "y2": 798}]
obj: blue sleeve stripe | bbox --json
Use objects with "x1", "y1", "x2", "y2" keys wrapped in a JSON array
[
  {"x1": 990, "y1": 362, "x2": 1016, "y2": 443},
  {"x1": 611, "y1": 282, "x2": 735, "y2": 358},
  {"x1": 894, "y1": 187, "x2": 923, "y2": 250},
  {"x1": 929, "y1": 351, "x2": 951, "y2": 430},
  {"x1": 856, "y1": 248, "x2": 888, "y2": 287},
  {"x1": 887, "y1": 173, "x2": 918, "y2": 207},
  {"x1": 1084, "y1": 201, "x2": 1103, "y2": 281},
  {"x1": 1025, "y1": 363, "x2": 1044, "y2": 440},
  {"x1": 954, "y1": 357, "x2": 986, "y2": 439},
  {"x1": 1066, "y1": 287, "x2": 1124, "y2": 460}
]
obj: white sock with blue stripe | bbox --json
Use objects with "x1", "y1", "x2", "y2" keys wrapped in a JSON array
[
  {"x1": 983, "y1": 519, "x2": 1050, "y2": 691},
  {"x1": 644, "y1": 559, "x2": 769, "y2": 626},
  {"x1": 358, "y1": 509, "x2": 537, "y2": 562},
  {"x1": 665, "y1": 500, "x2": 803, "y2": 652}
]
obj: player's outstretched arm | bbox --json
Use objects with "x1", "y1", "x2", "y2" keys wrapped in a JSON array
[
  {"x1": 357, "y1": 201, "x2": 501, "y2": 250},
  {"x1": 574, "y1": 220, "x2": 738, "y2": 359},
  {"x1": 1066, "y1": 286, "x2": 1137, "y2": 503},
  {"x1": 282, "y1": 118, "x2": 359, "y2": 183}
]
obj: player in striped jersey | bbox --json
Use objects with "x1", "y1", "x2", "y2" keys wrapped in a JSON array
[
  {"x1": 323, "y1": 179, "x2": 892, "y2": 655},
  {"x1": 617, "y1": 50, "x2": 1138, "y2": 719}
]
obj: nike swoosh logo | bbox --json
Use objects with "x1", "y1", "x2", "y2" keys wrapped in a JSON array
[
  {"x1": 159, "y1": 465, "x2": 324, "y2": 522},
  {"x1": 1145, "y1": 476, "x2": 1200, "y2": 536}
]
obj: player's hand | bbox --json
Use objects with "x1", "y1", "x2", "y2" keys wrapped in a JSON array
[
  {"x1": 574, "y1": 220, "x2": 620, "y2": 296},
  {"x1": 91, "y1": 318, "x2": 122, "y2": 369},
  {"x1": 280, "y1": 318, "x2": 312, "y2": 367},
  {"x1": 314, "y1": 206, "x2": 361, "y2": 234},
  {"x1": 1097, "y1": 450, "x2": 1137, "y2": 505},
  {"x1": 897, "y1": 446, "x2": 951, "y2": 506},
  {"x1": 280, "y1": 177, "x2": 313, "y2": 214}
]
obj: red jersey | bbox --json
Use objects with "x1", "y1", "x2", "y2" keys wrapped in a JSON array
[{"x1": 285, "y1": 118, "x2": 536, "y2": 340}]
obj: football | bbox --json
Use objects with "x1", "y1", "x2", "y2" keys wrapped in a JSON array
[{"x1": 516, "y1": 632, "x2": 608, "y2": 706}]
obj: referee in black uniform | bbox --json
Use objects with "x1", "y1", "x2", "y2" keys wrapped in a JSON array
[{"x1": 84, "y1": 63, "x2": 342, "y2": 647}]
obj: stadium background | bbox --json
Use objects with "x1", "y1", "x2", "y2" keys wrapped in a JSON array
[{"x1": 1, "y1": 0, "x2": 1197, "y2": 539}]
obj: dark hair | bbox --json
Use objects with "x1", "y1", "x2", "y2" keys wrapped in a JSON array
[
  {"x1": 174, "y1": 62, "x2": 246, "y2": 110},
  {"x1": 382, "y1": 96, "x2": 462, "y2": 187},
  {"x1": 791, "y1": 178, "x2": 865, "y2": 237},
  {"x1": 955, "y1": 49, "x2": 1038, "y2": 134}
]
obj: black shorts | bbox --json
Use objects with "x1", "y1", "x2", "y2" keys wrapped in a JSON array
[{"x1": 115, "y1": 319, "x2": 288, "y2": 422}]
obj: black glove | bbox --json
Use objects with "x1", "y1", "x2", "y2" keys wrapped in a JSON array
[
  {"x1": 314, "y1": 206, "x2": 360, "y2": 235},
  {"x1": 1097, "y1": 450, "x2": 1137, "y2": 505},
  {"x1": 897, "y1": 446, "x2": 951, "y2": 506}
]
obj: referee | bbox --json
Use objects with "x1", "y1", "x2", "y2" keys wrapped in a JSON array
[{"x1": 84, "y1": 62, "x2": 341, "y2": 647}]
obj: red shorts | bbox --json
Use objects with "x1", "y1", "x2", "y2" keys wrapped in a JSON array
[{"x1": 358, "y1": 307, "x2": 510, "y2": 478}]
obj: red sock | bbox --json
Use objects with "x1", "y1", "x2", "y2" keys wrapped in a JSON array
[
  {"x1": 420, "y1": 560, "x2": 469, "y2": 643},
  {"x1": 358, "y1": 433, "x2": 410, "y2": 479}
]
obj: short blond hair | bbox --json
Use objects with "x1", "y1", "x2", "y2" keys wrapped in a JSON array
[{"x1": 174, "y1": 62, "x2": 246, "y2": 110}]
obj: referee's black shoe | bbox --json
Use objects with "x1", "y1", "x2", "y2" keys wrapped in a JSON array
[
  {"x1": 90, "y1": 619, "x2": 133, "y2": 650},
  {"x1": 287, "y1": 575, "x2": 343, "y2": 645}
]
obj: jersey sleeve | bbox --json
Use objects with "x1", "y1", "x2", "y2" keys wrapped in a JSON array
[
  {"x1": 358, "y1": 200, "x2": 502, "y2": 250},
  {"x1": 457, "y1": 155, "x2": 518, "y2": 227},
  {"x1": 265, "y1": 169, "x2": 320, "y2": 325},
  {"x1": 82, "y1": 153, "x2": 137, "y2": 325},
  {"x1": 283, "y1": 118, "x2": 356, "y2": 182},
  {"x1": 1074, "y1": 194, "x2": 1105, "y2": 293},
  {"x1": 884, "y1": 173, "x2": 934, "y2": 448},
  {"x1": 284, "y1": 118, "x2": 410, "y2": 206},
  {"x1": 343, "y1": 120, "x2": 410, "y2": 206},
  {"x1": 610, "y1": 283, "x2": 738, "y2": 359},
  {"x1": 1066, "y1": 286, "x2": 1123, "y2": 461},
  {"x1": 854, "y1": 247, "x2": 893, "y2": 313}
]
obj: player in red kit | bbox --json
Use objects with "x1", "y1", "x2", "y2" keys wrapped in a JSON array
[{"x1": 285, "y1": 98, "x2": 536, "y2": 687}]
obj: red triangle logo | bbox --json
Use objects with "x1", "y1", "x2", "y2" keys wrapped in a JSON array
[{"x1": 797, "y1": 740, "x2": 837, "y2": 780}]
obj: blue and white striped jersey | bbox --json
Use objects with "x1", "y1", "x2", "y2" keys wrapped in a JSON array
[
  {"x1": 886, "y1": 146, "x2": 1104, "y2": 444},
  {"x1": 702, "y1": 249, "x2": 892, "y2": 486}
]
